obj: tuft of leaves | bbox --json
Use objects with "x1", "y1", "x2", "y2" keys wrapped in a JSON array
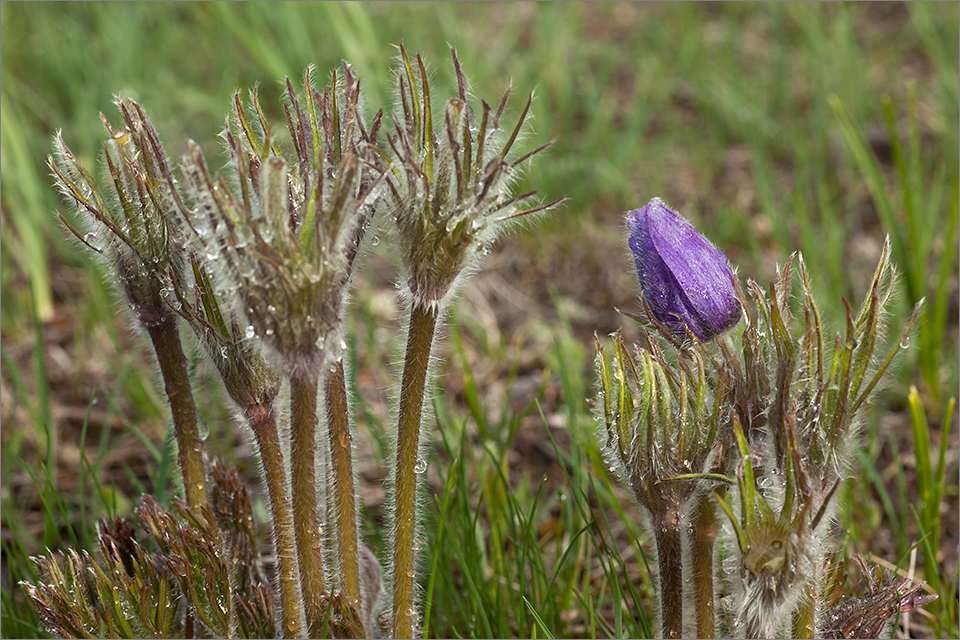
[{"x1": 22, "y1": 463, "x2": 277, "y2": 640}]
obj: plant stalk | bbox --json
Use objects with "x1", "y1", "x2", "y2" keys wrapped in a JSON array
[
  {"x1": 653, "y1": 507, "x2": 684, "y2": 639},
  {"x1": 146, "y1": 320, "x2": 207, "y2": 512},
  {"x1": 392, "y1": 302, "x2": 438, "y2": 639},
  {"x1": 325, "y1": 359, "x2": 363, "y2": 632},
  {"x1": 689, "y1": 494, "x2": 720, "y2": 640},
  {"x1": 792, "y1": 576, "x2": 817, "y2": 639},
  {"x1": 246, "y1": 403, "x2": 306, "y2": 639},
  {"x1": 289, "y1": 371, "x2": 327, "y2": 638}
]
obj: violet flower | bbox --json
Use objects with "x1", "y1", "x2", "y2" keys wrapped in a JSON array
[{"x1": 627, "y1": 198, "x2": 742, "y2": 343}]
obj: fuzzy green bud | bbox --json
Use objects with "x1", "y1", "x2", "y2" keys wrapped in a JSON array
[
  {"x1": 176, "y1": 69, "x2": 381, "y2": 377},
  {"x1": 51, "y1": 99, "x2": 185, "y2": 328},
  {"x1": 384, "y1": 46, "x2": 559, "y2": 311}
]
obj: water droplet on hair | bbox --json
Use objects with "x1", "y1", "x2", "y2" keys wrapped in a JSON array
[
  {"x1": 246, "y1": 326, "x2": 256, "y2": 339},
  {"x1": 265, "y1": 328, "x2": 274, "y2": 336},
  {"x1": 414, "y1": 458, "x2": 427, "y2": 474},
  {"x1": 899, "y1": 337, "x2": 910, "y2": 349},
  {"x1": 371, "y1": 236, "x2": 380, "y2": 246},
  {"x1": 82, "y1": 232, "x2": 102, "y2": 251},
  {"x1": 267, "y1": 304, "x2": 277, "y2": 313}
]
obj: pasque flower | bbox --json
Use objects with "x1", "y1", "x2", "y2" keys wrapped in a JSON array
[
  {"x1": 51, "y1": 99, "x2": 209, "y2": 513},
  {"x1": 172, "y1": 66, "x2": 383, "y2": 638},
  {"x1": 627, "y1": 198, "x2": 742, "y2": 343},
  {"x1": 382, "y1": 46, "x2": 558, "y2": 639},
  {"x1": 384, "y1": 46, "x2": 558, "y2": 311}
]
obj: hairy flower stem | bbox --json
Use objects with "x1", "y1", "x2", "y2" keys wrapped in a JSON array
[
  {"x1": 792, "y1": 578, "x2": 817, "y2": 638},
  {"x1": 325, "y1": 360, "x2": 363, "y2": 629},
  {"x1": 653, "y1": 507, "x2": 684, "y2": 639},
  {"x1": 246, "y1": 403, "x2": 306, "y2": 639},
  {"x1": 289, "y1": 372, "x2": 327, "y2": 638},
  {"x1": 689, "y1": 495, "x2": 720, "y2": 639},
  {"x1": 393, "y1": 303, "x2": 439, "y2": 639},
  {"x1": 145, "y1": 321, "x2": 207, "y2": 512}
]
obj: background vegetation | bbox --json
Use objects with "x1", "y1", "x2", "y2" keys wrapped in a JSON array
[{"x1": 2, "y1": 2, "x2": 957, "y2": 637}]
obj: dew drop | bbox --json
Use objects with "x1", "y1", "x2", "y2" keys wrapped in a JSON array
[
  {"x1": 414, "y1": 457, "x2": 427, "y2": 474},
  {"x1": 371, "y1": 236, "x2": 380, "y2": 246},
  {"x1": 267, "y1": 304, "x2": 277, "y2": 313},
  {"x1": 899, "y1": 336, "x2": 910, "y2": 349},
  {"x1": 82, "y1": 232, "x2": 102, "y2": 250},
  {"x1": 406, "y1": 569, "x2": 416, "y2": 578},
  {"x1": 246, "y1": 326, "x2": 256, "y2": 339},
  {"x1": 265, "y1": 328, "x2": 274, "y2": 336}
]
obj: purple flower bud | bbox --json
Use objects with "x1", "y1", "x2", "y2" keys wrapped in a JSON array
[{"x1": 627, "y1": 198, "x2": 742, "y2": 342}]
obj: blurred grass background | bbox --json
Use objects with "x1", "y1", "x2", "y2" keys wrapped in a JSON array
[{"x1": 1, "y1": 2, "x2": 957, "y2": 638}]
